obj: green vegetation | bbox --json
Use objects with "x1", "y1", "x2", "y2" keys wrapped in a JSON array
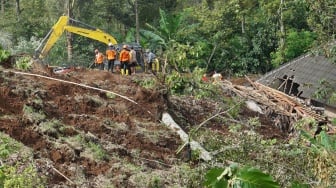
[
  {"x1": 70, "y1": 134, "x2": 108, "y2": 161},
  {"x1": 39, "y1": 119, "x2": 65, "y2": 137},
  {"x1": 15, "y1": 55, "x2": 33, "y2": 71},
  {"x1": 204, "y1": 163, "x2": 279, "y2": 188},
  {"x1": 134, "y1": 77, "x2": 157, "y2": 89},
  {"x1": 314, "y1": 79, "x2": 336, "y2": 105},
  {"x1": 1, "y1": 0, "x2": 334, "y2": 73},
  {"x1": 188, "y1": 115, "x2": 336, "y2": 187},
  {"x1": 22, "y1": 104, "x2": 46, "y2": 123},
  {"x1": 0, "y1": 133, "x2": 45, "y2": 188},
  {"x1": 0, "y1": 48, "x2": 10, "y2": 63},
  {"x1": 0, "y1": 134, "x2": 22, "y2": 159},
  {"x1": 0, "y1": 164, "x2": 45, "y2": 188},
  {"x1": 0, "y1": 0, "x2": 335, "y2": 187}
]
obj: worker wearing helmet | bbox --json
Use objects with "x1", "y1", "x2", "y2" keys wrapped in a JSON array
[
  {"x1": 94, "y1": 49, "x2": 105, "y2": 70},
  {"x1": 119, "y1": 44, "x2": 131, "y2": 75},
  {"x1": 106, "y1": 43, "x2": 117, "y2": 73}
]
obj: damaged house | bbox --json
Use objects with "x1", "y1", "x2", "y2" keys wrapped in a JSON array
[{"x1": 257, "y1": 54, "x2": 336, "y2": 118}]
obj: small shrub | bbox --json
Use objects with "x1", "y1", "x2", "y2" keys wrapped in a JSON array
[
  {"x1": 0, "y1": 134, "x2": 22, "y2": 159},
  {"x1": 0, "y1": 164, "x2": 45, "y2": 188},
  {"x1": 0, "y1": 49, "x2": 10, "y2": 63},
  {"x1": 15, "y1": 56, "x2": 33, "y2": 71},
  {"x1": 204, "y1": 163, "x2": 279, "y2": 188},
  {"x1": 88, "y1": 141, "x2": 108, "y2": 160}
]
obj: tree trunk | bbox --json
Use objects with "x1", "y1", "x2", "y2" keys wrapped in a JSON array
[
  {"x1": 135, "y1": 0, "x2": 140, "y2": 44},
  {"x1": 241, "y1": 14, "x2": 245, "y2": 34},
  {"x1": 15, "y1": 0, "x2": 21, "y2": 20},
  {"x1": 66, "y1": 0, "x2": 73, "y2": 62},
  {"x1": 279, "y1": 0, "x2": 285, "y2": 62},
  {"x1": 1, "y1": 0, "x2": 4, "y2": 15}
]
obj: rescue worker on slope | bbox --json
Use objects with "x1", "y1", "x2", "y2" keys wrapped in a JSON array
[
  {"x1": 129, "y1": 46, "x2": 137, "y2": 75},
  {"x1": 119, "y1": 44, "x2": 131, "y2": 75},
  {"x1": 144, "y1": 49, "x2": 156, "y2": 73},
  {"x1": 106, "y1": 43, "x2": 117, "y2": 73},
  {"x1": 94, "y1": 49, "x2": 104, "y2": 70}
]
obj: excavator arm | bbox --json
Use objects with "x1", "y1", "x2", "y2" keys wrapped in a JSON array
[{"x1": 35, "y1": 16, "x2": 117, "y2": 59}]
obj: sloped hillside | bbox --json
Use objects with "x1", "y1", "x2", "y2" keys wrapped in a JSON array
[{"x1": 2, "y1": 61, "x2": 330, "y2": 187}]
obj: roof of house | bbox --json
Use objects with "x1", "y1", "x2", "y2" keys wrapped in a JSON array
[{"x1": 257, "y1": 54, "x2": 336, "y2": 106}]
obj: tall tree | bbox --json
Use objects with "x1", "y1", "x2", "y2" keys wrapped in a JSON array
[
  {"x1": 306, "y1": 0, "x2": 336, "y2": 56},
  {"x1": 135, "y1": 0, "x2": 140, "y2": 43},
  {"x1": 66, "y1": 0, "x2": 74, "y2": 61},
  {"x1": 1, "y1": 0, "x2": 5, "y2": 15},
  {"x1": 15, "y1": 0, "x2": 22, "y2": 19}
]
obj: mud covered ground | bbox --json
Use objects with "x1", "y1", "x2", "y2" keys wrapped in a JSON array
[{"x1": 0, "y1": 60, "x2": 286, "y2": 187}]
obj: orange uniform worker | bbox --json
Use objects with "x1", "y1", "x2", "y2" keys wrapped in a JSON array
[
  {"x1": 119, "y1": 45, "x2": 131, "y2": 75},
  {"x1": 95, "y1": 49, "x2": 104, "y2": 70},
  {"x1": 106, "y1": 43, "x2": 117, "y2": 73}
]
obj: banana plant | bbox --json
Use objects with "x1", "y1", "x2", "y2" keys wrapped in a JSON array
[{"x1": 204, "y1": 163, "x2": 280, "y2": 188}]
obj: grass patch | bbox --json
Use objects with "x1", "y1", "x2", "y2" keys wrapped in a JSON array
[
  {"x1": 66, "y1": 134, "x2": 108, "y2": 161},
  {"x1": 22, "y1": 104, "x2": 46, "y2": 123},
  {"x1": 133, "y1": 77, "x2": 157, "y2": 89},
  {"x1": 0, "y1": 132, "x2": 46, "y2": 187}
]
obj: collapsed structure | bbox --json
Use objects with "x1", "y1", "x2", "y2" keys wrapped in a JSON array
[
  {"x1": 220, "y1": 53, "x2": 336, "y2": 134},
  {"x1": 257, "y1": 53, "x2": 336, "y2": 117}
]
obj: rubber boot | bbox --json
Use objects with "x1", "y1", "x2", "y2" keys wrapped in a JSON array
[
  {"x1": 126, "y1": 69, "x2": 129, "y2": 75},
  {"x1": 155, "y1": 59, "x2": 159, "y2": 72},
  {"x1": 121, "y1": 69, "x2": 125, "y2": 75}
]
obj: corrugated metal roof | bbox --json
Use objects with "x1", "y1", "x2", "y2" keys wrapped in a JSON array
[{"x1": 257, "y1": 54, "x2": 336, "y2": 106}]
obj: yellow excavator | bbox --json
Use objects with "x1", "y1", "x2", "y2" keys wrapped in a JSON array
[{"x1": 35, "y1": 15, "x2": 118, "y2": 59}]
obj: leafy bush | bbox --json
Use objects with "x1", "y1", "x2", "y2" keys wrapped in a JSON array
[
  {"x1": 11, "y1": 36, "x2": 41, "y2": 55},
  {"x1": 0, "y1": 31, "x2": 12, "y2": 50},
  {"x1": 134, "y1": 77, "x2": 157, "y2": 89},
  {"x1": 313, "y1": 79, "x2": 336, "y2": 105},
  {"x1": 301, "y1": 130, "x2": 336, "y2": 186},
  {"x1": 204, "y1": 163, "x2": 279, "y2": 188},
  {"x1": 166, "y1": 67, "x2": 220, "y2": 99},
  {"x1": 15, "y1": 55, "x2": 33, "y2": 71},
  {"x1": 0, "y1": 48, "x2": 10, "y2": 63},
  {"x1": 0, "y1": 164, "x2": 45, "y2": 188},
  {"x1": 271, "y1": 30, "x2": 316, "y2": 67},
  {"x1": 191, "y1": 121, "x2": 330, "y2": 187},
  {"x1": 0, "y1": 133, "x2": 45, "y2": 187},
  {"x1": 0, "y1": 135, "x2": 21, "y2": 159}
]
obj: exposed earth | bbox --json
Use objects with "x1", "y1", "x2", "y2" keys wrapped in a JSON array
[{"x1": 0, "y1": 58, "x2": 287, "y2": 187}]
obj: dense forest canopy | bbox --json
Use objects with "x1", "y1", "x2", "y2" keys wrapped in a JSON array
[{"x1": 0, "y1": 0, "x2": 335, "y2": 73}]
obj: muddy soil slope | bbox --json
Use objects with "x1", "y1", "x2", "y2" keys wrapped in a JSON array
[
  {"x1": 0, "y1": 63, "x2": 186, "y2": 187},
  {"x1": 0, "y1": 61, "x2": 285, "y2": 187}
]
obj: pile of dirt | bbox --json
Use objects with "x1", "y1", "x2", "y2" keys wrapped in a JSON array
[{"x1": 0, "y1": 62, "x2": 286, "y2": 187}]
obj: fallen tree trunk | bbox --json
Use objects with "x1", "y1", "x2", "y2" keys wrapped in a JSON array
[{"x1": 161, "y1": 112, "x2": 212, "y2": 161}]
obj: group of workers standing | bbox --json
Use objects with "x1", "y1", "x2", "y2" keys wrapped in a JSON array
[{"x1": 94, "y1": 43, "x2": 157, "y2": 75}]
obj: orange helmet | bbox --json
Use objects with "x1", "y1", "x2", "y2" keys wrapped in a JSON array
[{"x1": 123, "y1": 44, "x2": 128, "y2": 49}]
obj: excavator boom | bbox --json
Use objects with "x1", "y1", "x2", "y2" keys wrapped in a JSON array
[{"x1": 35, "y1": 16, "x2": 117, "y2": 59}]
